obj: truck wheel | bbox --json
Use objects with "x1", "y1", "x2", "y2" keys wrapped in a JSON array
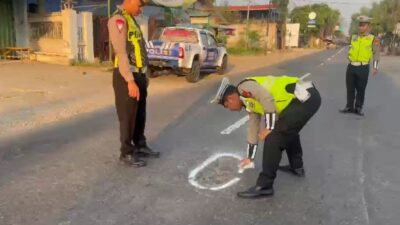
[
  {"x1": 186, "y1": 60, "x2": 200, "y2": 83},
  {"x1": 217, "y1": 55, "x2": 228, "y2": 75}
]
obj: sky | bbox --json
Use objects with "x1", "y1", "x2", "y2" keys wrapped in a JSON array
[{"x1": 217, "y1": 0, "x2": 380, "y2": 32}]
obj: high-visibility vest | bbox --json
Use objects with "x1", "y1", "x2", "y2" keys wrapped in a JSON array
[
  {"x1": 113, "y1": 9, "x2": 145, "y2": 68},
  {"x1": 241, "y1": 76, "x2": 299, "y2": 114},
  {"x1": 348, "y1": 34, "x2": 374, "y2": 63}
]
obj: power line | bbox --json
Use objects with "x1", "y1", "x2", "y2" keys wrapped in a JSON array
[
  {"x1": 292, "y1": 0, "x2": 374, "y2": 6},
  {"x1": 307, "y1": 0, "x2": 373, "y2": 6}
]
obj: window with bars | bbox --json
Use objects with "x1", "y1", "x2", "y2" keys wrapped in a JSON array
[{"x1": 30, "y1": 22, "x2": 63, "y2": 40}]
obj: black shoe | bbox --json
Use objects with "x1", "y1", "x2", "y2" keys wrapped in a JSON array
[
  {"x1": 137, "y1": 145, "x2": 160, "y2": 158},
  {"x1": 237, "y1": 186, "x2": 274, "y2": 199},
  {"x1": 354, "y1": 107, "x2": 364, "y2": 116},
  {"x1": 278, "y1": 165, "x2": 305, "y2": 177},
  {"x1": 339, "y1": 107, "x2": 354, "y2": 114},
  {"x1": 119, "y1": 154, "x2": 146, "y2": 167}
]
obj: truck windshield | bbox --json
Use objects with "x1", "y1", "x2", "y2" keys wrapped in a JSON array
[{"x1": 160, "y1": 28, "x2": 198, "y2": 43}]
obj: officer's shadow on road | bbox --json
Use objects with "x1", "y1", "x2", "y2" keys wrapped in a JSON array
[
  {"x1": 0, "y1": 76, "x2": 223, "y2": 191},
  {"x1": 0, "y1": 106, "x2": 177, "y2": 223},
  {"x1": 0, "y1": 107, "x2": 120, "y2": 183}
]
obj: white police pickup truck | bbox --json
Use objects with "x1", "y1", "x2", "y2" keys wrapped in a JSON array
[{"x1": 146, "y1": 26, "x2": 228, "y2": 83}]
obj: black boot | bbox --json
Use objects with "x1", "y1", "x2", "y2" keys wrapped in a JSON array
[
  {"x1": 278, "y1": 165, "x2": 305, "y2": 177},
  {"x1": 339, "y1": 107, "x2": 354, "y2": 114},
  {"x1": 137, "y1": 145, "x2": 160, "y2": 158},
  {"x1": 354, "y1": 107, "x2": 364, "y2": 116},
  {"x1": 119, "y1": 154, "x2": 146, "y2": 167},
  {"x1": 237, "y1": 186, "x2": 274, "y2": 199}
]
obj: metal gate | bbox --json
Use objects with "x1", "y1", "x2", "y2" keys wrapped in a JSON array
[
  {"x1": 93, "y1": 16, "x2": 110, "y2": 62},
  {"x1": 0, "y1": 0, "x2": 16, "y2": 48}
]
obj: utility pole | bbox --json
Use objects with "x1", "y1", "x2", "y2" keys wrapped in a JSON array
[
  {"x1": 272, "y1": 0, "x2": 289, "y2": 50},
  {"x1": 246, "y1": 0, "x2": 251, "y2": 49},
  {"x1": 265, "y1": 0, "x2": 271, "y2": 55},
  {"x1": 108, "y1": 0, "x2": 112, "y2": 62}
]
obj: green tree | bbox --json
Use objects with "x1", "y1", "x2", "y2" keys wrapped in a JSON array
[
  {"x1": 350, "y1": 0, "x2": 400, "y2": 54},
  {"x1": 198, "y1": 0, "x2": 215, "y2": 7},
  {"x1": 217, "y1": 0, "x2": 240, "y2": 23},
  {"x1": 291, "y1": 4, "x2": 340, "y2": 38},
  {"x1": 350, "y1": 0, "x2": 400, "y2": 35}
]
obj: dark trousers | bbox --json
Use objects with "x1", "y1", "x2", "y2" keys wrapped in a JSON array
[
  {"x1": 256, "y1": 87, "x2": 321, "y2": 188},
  {"x1": 346, "y1": 64, "x2": 370, "y2": 109},
  {"x1": 113, "y1": 69, "x2": 148, "y2": 156}
]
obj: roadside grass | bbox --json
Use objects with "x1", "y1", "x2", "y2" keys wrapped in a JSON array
[{"x1": 227, "y1": 47, "x2": 265, "y2": 56}]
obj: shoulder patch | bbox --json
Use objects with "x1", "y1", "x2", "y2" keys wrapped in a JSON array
[
  {"x1": 241, "y1": 90, "x2": 253, "y2": 98},
  {"x1": 116, "y1": 19, "x2": 125, "y2": 32}
]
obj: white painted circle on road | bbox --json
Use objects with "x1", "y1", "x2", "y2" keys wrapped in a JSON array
[{"x1": 188, "y1": 153, "x2": 242, "y2": 191}]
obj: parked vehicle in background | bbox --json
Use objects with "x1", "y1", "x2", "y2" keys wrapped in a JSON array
[
  {"x1": 146, "y1": 26, "x2": 228, "y2": 83},
  {"x1": 323, "y1": 38, "x2": 337, "y2": 49}
]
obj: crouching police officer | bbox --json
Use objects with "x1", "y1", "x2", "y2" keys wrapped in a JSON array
[{"x1": 212, "y1": 75, "x2": 321, "y2": 199}]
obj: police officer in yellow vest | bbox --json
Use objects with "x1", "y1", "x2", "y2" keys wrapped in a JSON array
[
  {"x1": 212, "y1": 75, "x2": 321, "y2": 198},
  {"x1": 108, "y1": 0, "x2": 159, "y2": 167},
  {"x1": 340, "y1": 16, "x2": 380, "y2": 116}
]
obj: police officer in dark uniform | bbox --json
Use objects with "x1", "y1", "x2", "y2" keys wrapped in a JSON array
[
  {"x1": 212, "y1": 75, "x2": 321, "y2": 198},
  {"x1": 108, "y1": 0, "x2": 159, "y2": 167},
  {"x1": 340, "y1": 16, "x2": 380, "y2": 116}
]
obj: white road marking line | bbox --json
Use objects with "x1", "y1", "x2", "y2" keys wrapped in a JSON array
[
  {"x1": 359, "y1": 170, "x2": 370, "y2": 225},
  {"x1": 326, "y1": 48, "x2": 344, "y2": 62},
  {"x1": 357, "y1": 130, "x2": 370, "y2": 225},
  {"x1": 188, "y1": 153, "x2": 242, "y2": 191},
  {"x1": 300, "y1": 73, "x2": 311, "y2": 80},
  {"x1": 320, "y1": 62, "x2": 325, "y2": 66},
  {"x1": 220, "y1": 115, "x2": 249, "y2": 135}
]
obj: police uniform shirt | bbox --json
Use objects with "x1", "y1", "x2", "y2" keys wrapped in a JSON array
[
  {"x1": 108, "y1": 7, "x2": 148, "y2": 83},
  {"x1": 349, "y1": 34, "x2": 381, "y2": 63},
  {"x1": 349, "y1": 16, "x2": 380, "y2": 67},
  {"x1": 237, "y1": 80, "x2": 276, "y2": 145}
]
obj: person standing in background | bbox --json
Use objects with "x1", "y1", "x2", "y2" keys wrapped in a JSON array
[{"x1": 340, "y1": 16, "x2": 380, "y2": 116}]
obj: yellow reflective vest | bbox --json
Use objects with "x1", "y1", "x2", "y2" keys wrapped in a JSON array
[
  {"x1": 348, "y1": 34, "x2": 374, "y2": 63},
  {"x1": 241, "y1": 76, "x2": 299, "y2": 115},
  {"x1": 113, "y1": 9, "x2": 145, "y2": 68}
]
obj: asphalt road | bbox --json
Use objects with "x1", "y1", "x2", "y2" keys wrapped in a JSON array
[{"x1": 1, "y1": 49, "x2": 400, "y2": 225}]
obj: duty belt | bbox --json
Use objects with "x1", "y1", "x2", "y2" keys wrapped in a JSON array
[
  {"x1": 350, "y1": 62, "x2": 369, "y2": 66},
  {"x1": 130, "y1": 65, "x2": 147, "y2": 73},
  {"x1": 114, "y1": 57, "x2": 147, "y2": 73}
]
